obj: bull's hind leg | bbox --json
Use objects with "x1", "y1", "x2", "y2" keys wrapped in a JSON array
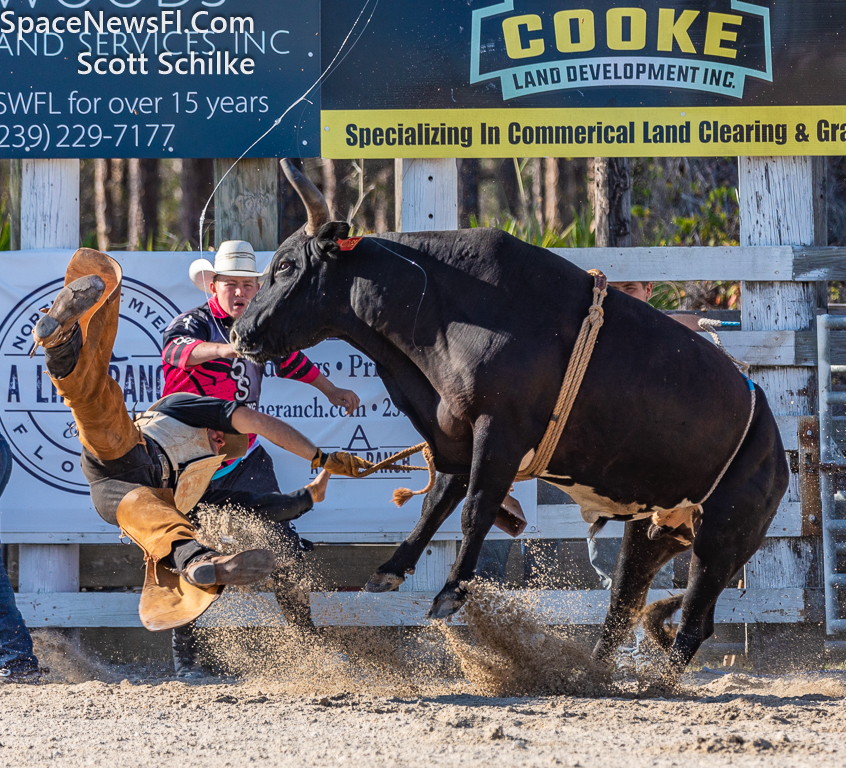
[
  {"x1": 667, "y1": 398, "x2": 788, "y2": 675},
  {"x1": 592, "y1": 518, "x2": 690, "y2": 667},
  {"x1": 364, "y1": 472, "x2": 468, "y2": 593}
]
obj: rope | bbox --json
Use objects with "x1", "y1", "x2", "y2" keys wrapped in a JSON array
[
  {"x1": 344, "y1": 441, "x2": 437, "y2": 507},
  {"x1": 514, "y1": 270, "x2": 608, "y2": 482},
  {"x1": 694, "y1": 317, "x2": 757, "y2": 508},
  {"x1": 697, "y1": 318, "x2": 750, "y2": 375}
]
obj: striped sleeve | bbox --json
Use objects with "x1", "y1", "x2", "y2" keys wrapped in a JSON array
[
  {"x1": 162, "y1": 308, "x2": 212, "y2": 371},
  {"x1": 273, "y1": 351, "x2": 320, "y2": 383},
  {"x1": 162, "y1": 337, "x2": 203, "y2": 370}
]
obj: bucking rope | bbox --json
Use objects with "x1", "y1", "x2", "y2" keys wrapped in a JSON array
[
  {"x1": 345, "y1": 441, "x2": 436, "y2": 507},
  {"x1": 693, "y1": 317, "x2": 757, "y2": 508},
  {"x1": 514, "y1": 269, "x2": 608, "y2": 482}
]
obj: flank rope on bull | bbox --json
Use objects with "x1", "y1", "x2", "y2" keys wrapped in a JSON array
[
  {"x1": 514, "y1": 269, "x2": 609, "y2": 483},
  {"x1": 693, "y1": 318, "x2": 757, "y2": 509}
]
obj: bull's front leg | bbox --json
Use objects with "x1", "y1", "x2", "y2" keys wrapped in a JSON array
[
  {"x1": 429, "y1": 417, "x2": 520, "y2": 619},
  {"x1": 364, "y1": 472, "x2": 469, "y2": 593}
]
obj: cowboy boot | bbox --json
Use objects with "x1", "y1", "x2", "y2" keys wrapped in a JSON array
[
  {"x1": 171, "y1": 621, "x2": 204, "y2": 680},
  {"x1": 181, "y1": 549, "x2": 276, "y2": 587},
  {"x1": 30, "y1": 275, "x2": 106, "y2": 376}
]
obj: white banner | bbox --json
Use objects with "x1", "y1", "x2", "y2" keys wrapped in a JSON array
[{"x1": 0, "y1": 251, "x2": 536, "y2": 543}]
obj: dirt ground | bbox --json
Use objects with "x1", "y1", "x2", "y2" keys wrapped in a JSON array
[{"x1": 3, "y1": 587, "x2": 846, "y2": 768}]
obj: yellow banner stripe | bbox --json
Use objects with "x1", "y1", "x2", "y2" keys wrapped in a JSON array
[{"x1": 321, "y1": 107, "x2": 846, "y2": 158}]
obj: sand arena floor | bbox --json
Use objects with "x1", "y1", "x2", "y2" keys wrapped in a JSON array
[{"x1": 2, "y1": 587, "x2": 846, "y2": 768}]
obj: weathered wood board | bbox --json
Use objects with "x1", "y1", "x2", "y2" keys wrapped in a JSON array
[{"x1": 14, "y1": 588, "x2": 806, "y2": 628}]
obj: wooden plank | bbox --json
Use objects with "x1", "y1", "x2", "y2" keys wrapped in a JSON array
[
  {"x1": 793, "y1": 247, "x2": 846, "y2": 281},
  {"x1": 18, "y1": 544, "x2": 79, "y2": 593},
  {"x1": 395, "y1": 158, "x2": 458, "y2": 231},
  {"x1": 20, "y1": 159, "x2": 79, "y2": 250},
  {"x1": 16, "y1": 588, "x2": 805, "y2": 627},
  {"x1": 213, "y1": 158, "x2": 278, "y2": 250},
  {"x1": 399, "y1": 541, "x2": 457, "y2": 592},
  {"x1": 18, "y1": 159, "x2": 81, "y2": 600},
  {"x1": 550, "y1": 246, "x2": 794, "y2": 282},
  {"x1": 739, "y1": 156, "x2": 824, "y2": 601},
  {"x1": 721, "y1": 330, "x2": 801, "y2": 366},
  {"x1": 17, "y1": 592, "x2": 143, "y2": 628}
]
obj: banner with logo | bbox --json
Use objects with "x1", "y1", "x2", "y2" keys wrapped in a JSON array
[
  {"x1": 0, "y1": 0, "x2": 320, "y2": 159},
  {"x1": 0, "y1": 251, "x2": 537, "y2": 542},
  {"x1": 320, "y1": 0, "x2": 846, "y2": 158}
]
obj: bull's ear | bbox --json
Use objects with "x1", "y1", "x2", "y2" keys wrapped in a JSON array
[{"x1": 314, "y1": 221, "x2": 351, "y2": 259}]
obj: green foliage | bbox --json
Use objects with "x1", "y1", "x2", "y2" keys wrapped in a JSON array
[
  {"x1": 469, "y1": 206, "x2": 594, "y2": 249},
  {"x1": 0, "y1": 203, "x2": 10, "y2": 251},
  {"x1": 667, "y1": 187, "x2": 739, "y2": 247}
]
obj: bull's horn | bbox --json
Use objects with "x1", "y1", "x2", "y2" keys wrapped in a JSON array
[{"x1": 280, "y1": 158, "x2": 330, "y2": 236}]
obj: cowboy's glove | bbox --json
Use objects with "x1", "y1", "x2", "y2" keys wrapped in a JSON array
[{"x1": 311, "y1": 448, "x2": 372, "y2": 477}]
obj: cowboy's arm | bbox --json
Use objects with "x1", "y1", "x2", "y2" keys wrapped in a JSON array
[
  {"x1": 231, "y1": 406, "x2": 372, "y2": 476},
  {"x1": 185, "y1": 342, "x2": 238, "y2": 366},
  {"x1": 230, "y1": 406, "x2": 316, "y2": 461},
  {"x1": 310, "y1": 372, "x2": 361, "y2": 415}
]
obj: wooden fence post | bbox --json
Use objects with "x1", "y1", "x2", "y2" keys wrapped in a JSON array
[
  {"x1": 213, "y1": 159, "x2": 279, "y2": 250},
  {"x1": 739, "y1": 155, "x2": 827, "y2": 662},
  {"x1": 395, "y1": 158, "x2": 458, "y2": 589},
  {"x1": 18, "y1": 159, "x2": 81, "y2": 597}
]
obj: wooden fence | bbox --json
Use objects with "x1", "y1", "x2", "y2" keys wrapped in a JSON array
[{"x1": 6, "y1": 156, "x2": 834, "y2": 633}]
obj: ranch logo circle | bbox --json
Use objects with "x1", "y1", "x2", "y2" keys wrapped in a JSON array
[{"x1": 0, "y1": 277, "x2": 180, "y2": 494}]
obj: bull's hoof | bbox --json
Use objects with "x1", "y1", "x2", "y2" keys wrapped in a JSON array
[
  {"x1": 364, "y1": 571, "x2": 405, "y2": 593},
  {"x1": 428, "y1": 587, "x2": 467, "y2": 620}
]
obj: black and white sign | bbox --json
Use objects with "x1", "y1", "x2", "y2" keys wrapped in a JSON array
[{"x1": 0, "y1": 251, "x2": 537, "y2": 542}]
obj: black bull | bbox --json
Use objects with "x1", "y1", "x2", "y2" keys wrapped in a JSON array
[{"x1": 232, "y1": 164, "x2": 788, "y2": 674}]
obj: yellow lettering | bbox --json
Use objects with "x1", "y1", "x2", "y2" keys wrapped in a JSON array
[
  {"x1": 657, "y1": 8, "x2": 699, "y2": 53},
  {"x1": 606, "y1": 7, "x2": 647, "y2": 51},
  {"x1": 704, "y1": 12, "x2": 741, "y2": 59},
  {"x1": 502, "y1": 14, "x2": 544, "y2": 60},
  {"x1": 553, "y1": 9, "x2": 595, "y2": 53}
]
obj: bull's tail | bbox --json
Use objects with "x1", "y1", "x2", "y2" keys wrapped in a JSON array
[{"x1": 640, "y1": 593, "x2": 684, "y2": 652}]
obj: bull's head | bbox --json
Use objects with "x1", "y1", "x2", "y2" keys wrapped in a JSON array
[{"x1": 231, "y1": 160, "x2": 352, "y2": 362}]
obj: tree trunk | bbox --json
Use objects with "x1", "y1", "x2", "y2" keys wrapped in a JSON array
[
  {"x1": 458, "y1": 159, "x2": 480, "y2": 228},
  {"x1": 499, "y1": 159, "x2": 520, "y2": 220},
  {"x1": 108, "y1": 158, "x2": 126, "y2": 247},
  {"x1": 593, "y1": 157, "x2": 631, "y2": 247},
  {"x1": 94, "y1": 159, "x2": 108, "y2": 251},
  {"x1": 531, "y1": 157, "x2": 543, "y2": 231},
  {"x1": 180, "y1": 159, "x2": 214, "y2": 249},
  {"x1": 544, "y1": 158, "x2": 561, "y2": 231},
  {"x1": 127, "y1": 159, "x2": 141, "y2": 252},
  {"x1": 278, "y1": 157, "x2": 306, "y2": 240},
  {"x1": 139, "y1": 159, "x2": 160, "y2": 250}
]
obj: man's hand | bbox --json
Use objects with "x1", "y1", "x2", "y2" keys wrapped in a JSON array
[
  {"x1": 306, "y1": 470, "x2": 331, "y2": 503},
  {"x1": 312, "y1": 373, "x2": 361, "y2": 415},
  {"x1": 311, "y1": 449, "x2": 373, "y2": 477},
  {"x1": 325, "y1": 386, "x2": 360, "y2": 415}
]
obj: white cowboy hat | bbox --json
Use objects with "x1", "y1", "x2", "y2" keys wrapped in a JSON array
[{"x1": 189, "y1": 240, "x2": 262, "y2": 292}]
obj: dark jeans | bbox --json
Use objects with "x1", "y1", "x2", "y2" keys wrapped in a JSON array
[
  {"x1": 0, "y1": 543, "x2": 37, "y2": 671},
  {"x1": 0, "y1": 436, "x2": 38, "y2": 672}
]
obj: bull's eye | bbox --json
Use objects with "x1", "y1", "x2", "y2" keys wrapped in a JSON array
[{"x1": 275, "y1": 261, "x2": 294, "y2": 277}]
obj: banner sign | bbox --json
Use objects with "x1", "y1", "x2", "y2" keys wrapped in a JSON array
[
  {"x1": 0, "y1": 0, "x2": 320, "y2": 159},
  {"x1": 320, "y1": 0, "x2": 846, "y2": 158},
  {"x1": 0, "y1": 251, "x2": 537, "y2": 542}
]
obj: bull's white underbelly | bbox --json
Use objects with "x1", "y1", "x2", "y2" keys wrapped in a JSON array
[{"x1": 522, "y1": 450, "x2": 696, "y2": 526}]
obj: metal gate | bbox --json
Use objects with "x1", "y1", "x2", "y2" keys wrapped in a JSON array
[{"x1": 816, "y1": 314, "x2": 846, "y2": 635}]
